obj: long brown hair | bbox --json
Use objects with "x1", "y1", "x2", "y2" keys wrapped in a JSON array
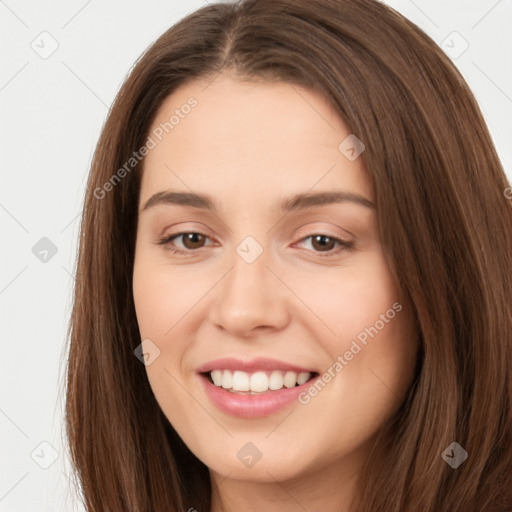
[{"x1": 64, "y1": 0, "x2": 512, "y2": 510}]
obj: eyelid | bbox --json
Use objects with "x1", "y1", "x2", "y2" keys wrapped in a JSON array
[
  {"x1": 158, "y1": 231, "x2": 217, "y2": 250},
  {"x1": 292, "y1": 234, "x2": 353, "y2": 257},
  {"x1": 157, "y1": 229, "x2": 353, "y2": 258}
]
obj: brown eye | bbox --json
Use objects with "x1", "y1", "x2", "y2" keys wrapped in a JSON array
[
  {"x1": 311, "y1": 235, "x2": 337, "y2": 251},
  {"x1": 157, "y1": 231, "x2": 216, "y2": 254},
  {"x1": 180, "y1": 233, "x2": 207, "y2": 249},
  {"x1": 295, "y1": 234, "x2": 353, "y2": 258}
]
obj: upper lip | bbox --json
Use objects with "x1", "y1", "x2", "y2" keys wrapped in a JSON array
[{"x1": 196, "y1": 357, "x2": 317, "y2": 374}]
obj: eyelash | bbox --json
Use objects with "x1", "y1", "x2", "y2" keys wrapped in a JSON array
[{"x1": 157, "y1": 231, "x2": 354, "y2": 258}]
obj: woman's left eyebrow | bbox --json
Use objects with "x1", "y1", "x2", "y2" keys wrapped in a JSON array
[
  {"x1": 281, "y1": 190, "x2": 375, "y2": 211},
  {"x1": 140, "y1": 189, "x2": 375, "y2": 213},
  {"x1": 141, "y1": 191, "x2": 215, "y2": 212}
]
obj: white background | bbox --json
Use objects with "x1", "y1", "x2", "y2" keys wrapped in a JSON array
[{"x1": 0, "y1": 1, "x2": 511, "y2": 510}]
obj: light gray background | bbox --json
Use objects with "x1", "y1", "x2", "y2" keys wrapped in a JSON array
[{"x1": 1, "y1": 1, "x2": 510, "y2": 510}]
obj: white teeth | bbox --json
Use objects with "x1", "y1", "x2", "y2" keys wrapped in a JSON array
[
  {"x1": 211, "y1": 369, "x2": 223, "y2": 386},
  {"x1": 221, "y1": 370, "x2": 233, "y2": 389},
  {"x1": 283, "y1": 371, "x2": 297, "y2": 388},
  {"x1": 209, "y1": 369, "x2": 312, "y2": 392},
  {"x1": 268, "y1": 371, "x2": 284, "y2": 390},
  {"x1": 250, "y1": 371, "x2": 268, "y2": 393},
  {"x1": 232, "y1": 371, "x2": 250, "y2": 391},
  {"x1": 297, "y1": 372, "x2": 310, "y2": 385}
]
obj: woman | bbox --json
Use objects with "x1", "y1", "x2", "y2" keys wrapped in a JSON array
[{"x1": 65, "y1": 0, "x2": 512, "y2": 510}]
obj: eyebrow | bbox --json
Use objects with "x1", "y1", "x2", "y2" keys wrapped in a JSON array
[{"x1": 141, "y1": 190, "x2": 375, "y2": 212}]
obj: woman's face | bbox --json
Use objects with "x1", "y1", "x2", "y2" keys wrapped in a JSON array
[{"x1": 133, "y1": 74, "x2": 418, "y2": 493}]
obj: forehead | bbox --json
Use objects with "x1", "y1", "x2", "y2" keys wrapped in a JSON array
[{"x1": 140, "y1": 74, "x2": 373, "y2": 204}]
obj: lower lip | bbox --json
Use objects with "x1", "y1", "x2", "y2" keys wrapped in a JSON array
[{"x1": 199, "y1": 374, "x2": 318, "y2": 418}]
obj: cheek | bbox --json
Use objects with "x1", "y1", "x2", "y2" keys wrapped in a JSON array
[
  {"x1": 290, "y1": 251, "x2": 404, "y2": 344},
  {"x1": 132, "y1": 252, "x2": 208, "y2": 338},
  {"x1": 132, "y1": 252, "x2": 203, "y2": 429},
  {"x1": 293, "y1": 252, "x2": 418, "y2": 411}
]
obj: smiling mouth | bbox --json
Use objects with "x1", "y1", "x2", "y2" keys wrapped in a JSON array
[{"x1": 201, "y1": 369, "x2": 319, "y2": 394}]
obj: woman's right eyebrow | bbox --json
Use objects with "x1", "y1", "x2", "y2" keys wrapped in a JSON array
[
  {"x1": 141, "y1": 191, "x2": 214, "y2": 212},
  {"x1": 140, "y1": 190, "x2": 375, "y2": 213}
]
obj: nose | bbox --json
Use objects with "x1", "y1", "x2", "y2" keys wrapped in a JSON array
[{"x1": 208, "y1": 249, "x2": 290, "y2": 338}]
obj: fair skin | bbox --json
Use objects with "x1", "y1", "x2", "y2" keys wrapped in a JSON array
[{"x1": 132, "y1": 73, "x2": 419, "y2": 512}]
